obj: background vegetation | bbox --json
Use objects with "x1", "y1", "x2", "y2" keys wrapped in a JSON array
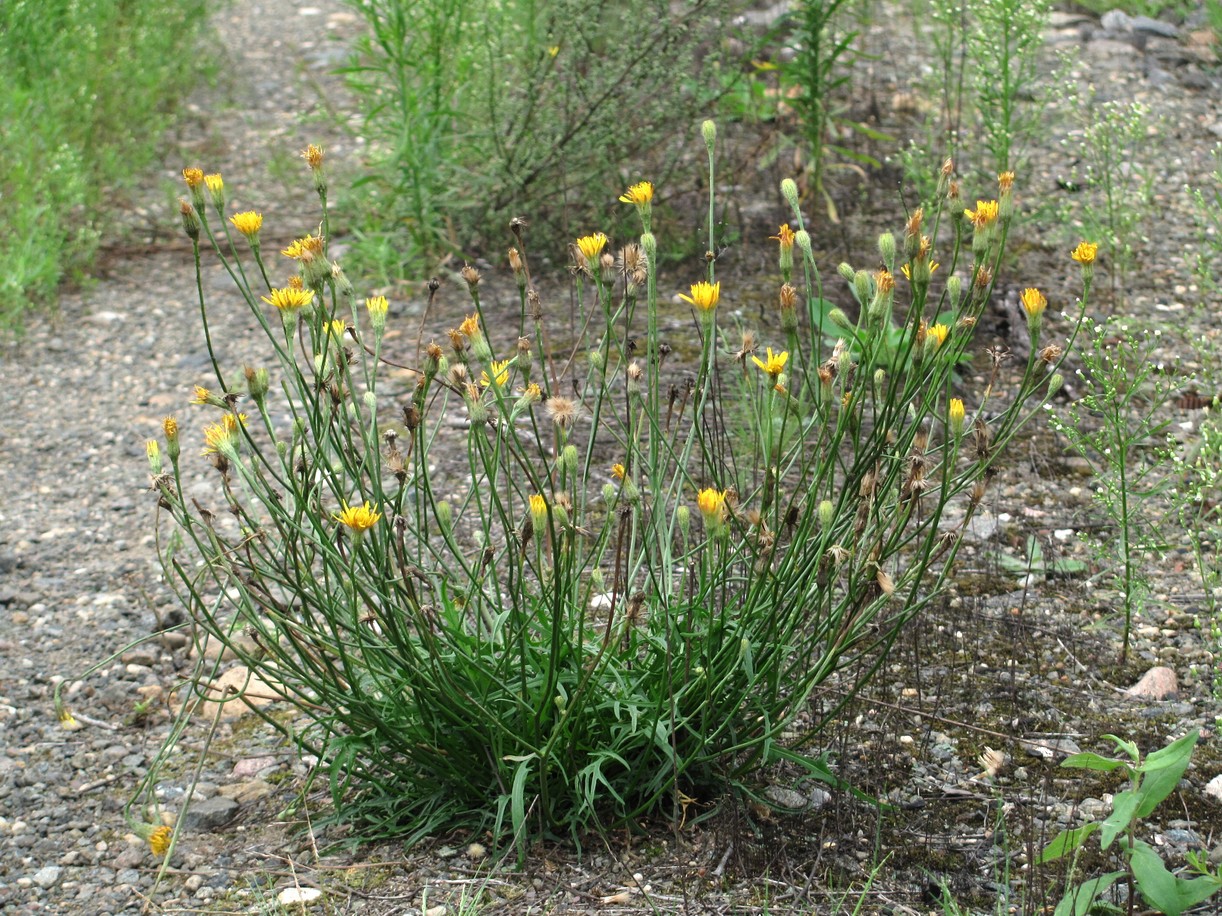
[{"x1": 0, "y1": 0, "x2": 213, "y2": 330}]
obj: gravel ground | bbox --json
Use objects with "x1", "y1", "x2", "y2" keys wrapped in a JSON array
[{"x1": 2, "y1": 2, "x2": 1222, "y2": 914}]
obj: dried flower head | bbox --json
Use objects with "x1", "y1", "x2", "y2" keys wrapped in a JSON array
[
  {"x1": 1039, "y1": 344, "x2": 1064, "y2": 364},
  {"x1": 461, "y1": 263, "x2": 481, "y2": 288},
  {"x1": 261, "y1": 287, "x2": 315, "y2": 312},
  {"x1": 335, "y1": 501, "x2": 381, "y2": 532},
  {"x1": 778, "y1": 283, "x2": 798, "y2": 310},
  {"x1": 545, "y1": 396, "x2": 578, "y2": 430},
  {"x1": 618, "y1": 243, "x2": 647, "y2": 288},
  {"x1": 679, "y1": 280, "x2": 720, "y2": 312},
  {"x1": 997, "y1": 171, "x2": 1015, "y2": 194},
  {"x1": 301, "y1": 144, "x2": 324, "y2": 170},
  {"x1": 507, "y1": 247, "x2": 524, "y2": 274}
]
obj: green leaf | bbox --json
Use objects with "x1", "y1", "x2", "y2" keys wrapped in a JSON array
[
  {"x1": 1052, "y1": 871, "x2": 1125, "y2": 916},
  {"x1": 1099, "y1": 789, "x2": 1140, "y2": 849},
  {"x1": 1125, "y1": 834, "x2": 1222, "y2": 915},
  {"x1": 1061, "y1": 752, "x2": 1128, "y2": 773},
  {"x1": 1135, "y1": 732, "x2": 1197, "y2": 818},
  {"x1": 1104, "y1": 734, "x2": 1140, "y2": 762},
  {"x1": 1037, "y1": 823, "x2": 1100, "y2": 864}
]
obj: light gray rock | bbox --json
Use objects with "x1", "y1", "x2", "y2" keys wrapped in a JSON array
[{"x1": 32, "y1": 865, "x2": 62, "y2": 889}]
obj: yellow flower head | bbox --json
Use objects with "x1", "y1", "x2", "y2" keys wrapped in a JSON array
[
  {"x1": 576, "y1": 232, "x2": 608, "y2": 261},
  {"x1": 480, "y1": 359, "x2": 511, "y2": 389},
  {"x1": 696, "y1": 488, "x2": 728, "y2": 531},
  {"x1": 964, "y1": 200, "x2": 999, "y2": 229},
  {"x1": 163, "y1": 416, "x2": 179, "y2": 442},
  {"x1": 57, "y1": 706, "x2": 79, "y2": 729},
  {"x1": 948, "y1": 398, "x2": 966, "y2": 435},
  {"x1": 182, "y1": 167, "x2": 204, "y2": 188},
  {"x1": 1019, "y1": 287, "x2": 1047, "y2": 318},
  {"x1": 281, "y1": 234, "x2": 325, "y2": 260},
  {"x1": 874, "y1": 269, "x2": 895, "y2": 294},
  {"x1": 230, "y1": 211, "x2": 263, "y2": 237},
  {"x1": 335, "y1": 501, "x2": 382, "y2": 532},
  {"x1": 366, "y1": 295, "x2": 389, "y2": 331},
  {"x1": 618, "y1": 181, "x2": 654, "y2": 206},
  {"x1": 611, "y1": 463, "x2": 626, "y2": 481},
  {"x1": 458, "y1": 314, "x2": 481, "y2": 340},
  {"x1": 770, "y1": 224, "x2": 796, "y2": 250},
  {"x1": 899, "y1": 261, "x2": 941, "y2": 280},
  {"x1": 1071, "y1": 241, "x2": 1098, "y2": 265},
  {"x1": 751, "y1": 347, "x2": 789, "y2": 377},
  {"x1": 261, "y1": 286, "x2": 315, "y2": 312},
  {"x1": 327, "y1": 319, "x2": 347, "y2": 340},
  {"x1": 679, "y1": 280, "x2": 720, "y2": 312},
  {"x1": 528, "y1": 493, "x2": 548, "y2": 526},
  {"x1": 927, "y1": 323, "x2": 949, "y2": 346},
  {"x1": 204, "y1": 173, "x2": 223, "y2": 195},
  {"x1": 202, "y1": 413, "x2": 247, "y2": 456},
  {"x1": 997, "y1": 171, "x2": 1015, "y2": 194},
  {"x1": 148, "y1": 826, "x2": 173, "y2": 857}
]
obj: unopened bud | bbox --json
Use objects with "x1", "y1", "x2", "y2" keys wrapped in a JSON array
[
  {"x1": 677, "y1": 505, "x2": 690, "y2": 538},
  {"x1": 244, "y1": 365, "x2": 270, "y2": 407},
  {"x1": 1047, "y1": 372, "x2": 1064, "y2": 397},
  {"x1": 794, "y1": 229, "x2": 812, "y2": 262},
  {"x1": 561, "y1": 444, "x2": 579, "y2": 476},
  {"x1": 837, "y1": 262, "x2": 856, "y2": 283},
  {"x1": 878, "y1": 232, "x2": 896, "y2": 271},
  {"x1": 852, "y1": 270, "x2": 871, "y2": 306},
  {"x1": 622, "y1": 477, "x2": 641, "y2": 504},
  {"x1": 946, "y1": 275, "x2": 963, "y2": 311},
  {"x1": 602, "y1": 482, "x2": 617, "y2": 504},
  {"x1": 701, "y1": 119, "x2": 717, "y2": 153},
  {"x1": 818, "y1": 499, "x2": 835, "y2": 530},
  {"x1": 781, "y1": 178, "x2": 800, "y2": 214},
  {"x1": 146, "y1": 439, "x2": 162, "y2": 475},
  {"x1": 436, "y1": 500, "x2": 453, "y2": 533}
]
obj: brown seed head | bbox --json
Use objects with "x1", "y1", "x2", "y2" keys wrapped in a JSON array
[{"x1": 779, "y1": 283, "x2": 798, "y2": 310}]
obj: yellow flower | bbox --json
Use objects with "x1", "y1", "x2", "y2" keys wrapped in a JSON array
[
  {"x1": 751, "y1": 347, "x2": 789, "y2": 377},
  {"x1": 148, "y1": 826, "x2": 173, "y2": 857},
  {"x1": 611, "y1": 463, "x2": 626, "y2": 480},
  {"x1": 458, "y1": 314, "x2": 481, "y2": 340},
  {"x1": 201, "y1": 413, "x2": 247, "y2": 456},
  {"x1": 769, "y1": 224, "x2": 796, "y2": 250},
  {"x1": 181, "y1": 167, "x2": 204, "y2": 188},
  {"x1": 230, "y1": 211, "x2": 263, "y2": 237},
  {"x1": 529, "y1": 494, "x2": 548, "y2": 527},
  {"x1": 948, "y1": 398, "x2": 966, "y2": 436},
  {"x1": 57, "y1": 707, "x2": 79, "y2": 730},
  {"x1": 280, "y1": 234, "x2": 325, "y2": 259},
  {"x1": 679, "y1": 280, "x2": 720, "y2": 312},
  {"x1": 261, "y1": 287, "x2": 315, "y2": 311},
  {"x1": 327, "y1": 319, "x2": 347, "y2": 339},
  {"x1": 335, "y1": 501, "x2": 382, "y2": 532},
  {"x1": 696, "y1": 487, "x2": 727, "y2": 521},
  {"x1": 480, "y1": 359, "x2": 511, "y2": 388},
  {"x1": 1019, "y1": 287, "x2": 1047, "y2": 318},
  {"x1": 997, "y1": 171, "x2": 1015, "y2": 193},
  {"x1": 163, "y1": 416, "x2": 178, "y2": 441},
  {"x1": 204, "y1": 173, "x2": 223, "y2": 194},
  {"x1": 618, "y1": 181, "x2": 654, "y2": 205},
  {"x1": 899, "y1": 261, "x2": 939, "y2": 280},
  {"x1": 365, "y1": 295, "x2": 389, "y2": 319},
  {"x1": 963, "y1": 200, "x2": 999, "y2": 229},
  {"x1": 576, "y1": 232, "x2": 608, "y2": 261},
  {"x1": 927, "y1": 323, "x2": 949, "y2": 346},
  {"x1": 1071, "y1": 241, "x2": 1098, "y2": 265}
]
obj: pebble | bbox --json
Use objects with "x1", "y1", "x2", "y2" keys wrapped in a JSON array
[
  {"x1": 32, "y1": 865, "x2": 62, "y2": 889},
  {"x1": 182, "y1": 796, "x2": 240, "y2": 831}
]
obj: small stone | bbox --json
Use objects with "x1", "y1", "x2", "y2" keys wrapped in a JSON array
[
  {"x1": 278, "y1": 887, "x2": 323, "y2": 905},
  {"x1": 1125, "y1": 666, "x2": 1178, "y2": 700},
  {"x1": 182, "y1": 796, "x2": 240, "y2": 831},
  {"x1": 32, "y1": 866, "x2": 62, "y2": 889},
  {"x1": 231, "y1": 755, "x2": 278, "y2": 779},
  {"x1": 121, "y1": 649, "x2": 158, "y2": 667},
  {"x1": 1204, "y1": 773, "x2": 1222, "y2": 802}
]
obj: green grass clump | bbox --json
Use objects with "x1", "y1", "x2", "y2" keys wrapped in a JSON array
[{"x1": 0, "y1": 0, "x2": 213, "y2": 330}]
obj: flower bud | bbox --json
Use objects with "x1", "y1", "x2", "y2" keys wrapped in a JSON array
[
  {"x1": 561, "y1": 443, "x2": 579, "y2": 477},
  {"x1": 146, "y1": 439, "x2": 162, "y2": 475},
  {"x1": 640, "y1": 231, "x2": 656, "y2": 266},
  {"x1": 818, "y1": 499, "x2": 835, "y2": 530},
  {"x1": 794, "y1": 229, "x2": 812, "y2": 262},
  {"x1": 622, "y1": 477, "x2": 641, "y2": 505},
  {"x1": 436, "y1": 500, "x2": 453, "y2": 534},
  {"x1": 1047, "y1": 372, "x2": 1064, "y2": 397},
  {"x1": 204, "y1": 173, "x2": 224, "y2": 211},
  {"x1": 852, "y1": 270, "x2": 871, "y2": 306},
  {"x1": 602, "y1": 482, "x2": 617, "y2": 504},
  {"x1": 826, "y1": 308, "x2": 853, "y2": 332},
  {"x1": 244, "y1": 365, "x2": 270, "y2": 408},
  {"x1": 701, "y1": 119, "x2": 717, "y2": 153},
  {"x1": 363, "y1": 391, "x2": 378, "y2": 414},
  {"x1": 178, "y1": 199, "x2": 201, "y2": 241},
  {"x1": 366, "y1": 295, "x2": 389, "y2": 335},
  {"x1": 837, "y1": 262, "x2": 855, "y2": 283},
  {"x1": 677, "y1": 505, "x2": 690, "y2": 539},
  {"x1": 877, "y1": 232, "x2": 896, "y2": 271},
  {"x1": 781, "y1": 178, "x2": 800, "y2": 214},
  {"x1": 948, "y1": 398, "x2": 965, "y2": 437},
  {"x1": 163, "y1": 416, "x2": 180, "y2": 463},
  {"x1": 946, "y1": 275, "x2": 963, "y2": 311}
]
